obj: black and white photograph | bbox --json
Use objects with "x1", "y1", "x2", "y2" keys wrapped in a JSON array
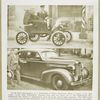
[
  {"x1": 7, "y1": 48, "x2": 92, "y2": 90},
  {"x1": 7, "y1": 5, "x2": 93, "y2": 91},
  {"x1": 8, "y1": 5, "x2": 93, "y2": 48},
  {"x1": 1, "y1": 0, "x2": 99, "y2": 99}
]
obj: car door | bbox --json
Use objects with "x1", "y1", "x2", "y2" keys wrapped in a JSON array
[
  {"x1": 19, "y1": 51, "x2": 30, "y2": 77},
  {"x1": 19, "y1": 51, "x2": 48, "y2": 79}
]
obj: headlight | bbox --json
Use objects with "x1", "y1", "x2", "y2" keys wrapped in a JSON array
[{"x1": 70, "y1": 65, "x2": 75, "y2": 70}]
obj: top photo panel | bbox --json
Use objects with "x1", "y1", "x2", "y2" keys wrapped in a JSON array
[{"x1": 8, "y1": 5, "x2": 93, "y2": 48}]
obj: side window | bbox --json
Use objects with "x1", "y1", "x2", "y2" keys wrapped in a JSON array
[
  {"x1": 27, "y1": 51, "x2": 41, "y2": 60},
  {"x1": 18, "y1": 51, "x2": 27, "y2": 58}
]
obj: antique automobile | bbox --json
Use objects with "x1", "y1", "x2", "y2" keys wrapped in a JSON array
[
  {"x1": 18, "y1": 49, "x2": 89, "y2": 90},
  {"x1": 16, "y1": 17, "x2": 72, "y2": 46}
]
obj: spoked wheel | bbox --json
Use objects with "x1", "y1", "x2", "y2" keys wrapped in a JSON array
[
  {"x1": 52, "y1": 31, "x2": 66, "y2": 46},
  {"x1": 65, "y1": 31, "x2": 72, "y2": 43},
  {"x1": 16, "y1": 32, "x2": 28, "y2": 45},
  {"x1": 51, "y1": 74, "x2": 69, "y2": 90},
  {"x1": 29, "y1": 34, "x2": 40, "y2": 42}
]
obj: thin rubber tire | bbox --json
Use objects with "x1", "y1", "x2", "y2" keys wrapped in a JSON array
[{"x1": 16, "y1": 32, "x2": 28, "y2": 45}]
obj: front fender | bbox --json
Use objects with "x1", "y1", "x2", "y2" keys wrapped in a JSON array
[
  {"x1": 41, "y1": 68, "x2": 74, "y2": 85},
  {"x1": 51, "y1": 31, "x2": 66, "y2": 38}
]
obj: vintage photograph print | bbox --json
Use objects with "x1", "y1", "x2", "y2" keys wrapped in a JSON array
[
  {"x1": 8, "y1": 5, "x2": 93, "y2": 48},
  {"x1": 7, "y1": 48, "x2": 92, "y2": 90},
  {"x1": 7, "y1": 4, "x2": 93, "y2": 91}
]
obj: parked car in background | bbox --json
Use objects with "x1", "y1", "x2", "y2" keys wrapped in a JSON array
[{"x1": 18, "y1": 49, "x2": 89, "y2": 90}]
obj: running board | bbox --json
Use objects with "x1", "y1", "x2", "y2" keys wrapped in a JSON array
[{"x1": 21, "y1": 75, "x2": 41, "y2": 82}]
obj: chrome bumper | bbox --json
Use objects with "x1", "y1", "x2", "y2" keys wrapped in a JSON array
[{"x1": 71, "y1": 77, "x2": 91, "y2": 86}]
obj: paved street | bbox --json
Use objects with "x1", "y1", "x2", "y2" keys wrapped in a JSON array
[
  {"x1": 8, "y1": 54, "x2": 92, "y2": 90},
  {"x1": 8, "y1": 30, "x2": 93, "y2": 48},
  {"x1": 8, "y1": 38, "x2": 93, "y2": 49}
]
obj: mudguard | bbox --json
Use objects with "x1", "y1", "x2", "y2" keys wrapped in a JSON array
[
  {"x1": 41, "y1": 68, "x2": 74, "y2": 85},
  {"x1": 17, "y1": 25, "x2": 30, "y2": 39},
  {"x1": 51, "y1": 30, "x2": 66, "y2": 39}
]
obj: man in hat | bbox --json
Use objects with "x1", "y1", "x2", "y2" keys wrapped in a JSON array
[
  {"x1": 37, "y1": 5, "x2": 50, "y2": 34},
  {"x1": 37, "y1": 5, "x2": 48, "y2": 20},
  {"x1": 7, "y1": 49, "x2": 21, "y2": 86}
]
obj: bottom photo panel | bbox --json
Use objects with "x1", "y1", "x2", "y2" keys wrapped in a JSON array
[{"x1": 7, "y1": 48, "x2": 93, "y2": 90}]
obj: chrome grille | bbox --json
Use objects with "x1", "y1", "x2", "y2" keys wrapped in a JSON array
[{"x1": 75, "y1": 62, "x2": 82, "y2": 76}]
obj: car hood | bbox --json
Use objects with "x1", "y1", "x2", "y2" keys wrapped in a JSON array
[{"x1": 44, "y1": 57, "x2": 78, "y2": 65}]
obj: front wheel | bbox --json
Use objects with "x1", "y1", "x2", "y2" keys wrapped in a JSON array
[
  {"x1": 52, "y1": 31, "x2": 66, "y2": 46},
  {"x1": 51, "y1": 74, "x2": 69, "y2": 90},
  {"x1": 16, "y1": 32, "x2": 28, "y2": 45},
  {"x1": 29, "y1": 34, "x2": 40, "y2": 42}
]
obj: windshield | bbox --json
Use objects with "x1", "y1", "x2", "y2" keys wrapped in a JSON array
[{"x1": 41, "y1": 51, "x2": 58, "y2": 59}]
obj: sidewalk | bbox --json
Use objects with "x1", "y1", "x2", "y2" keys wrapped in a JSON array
[{"x1": 8, "y1": 29, "x2": 93, "y2": 42}]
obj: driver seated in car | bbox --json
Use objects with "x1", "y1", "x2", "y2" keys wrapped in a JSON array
[
  {"x1": 23, "y1": 8, "x2": 39, "y2": 34},
  {"x1": 37, "y1": 5, "x2": 50, "y2": 30}
]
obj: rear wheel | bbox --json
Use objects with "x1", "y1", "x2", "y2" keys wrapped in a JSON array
[
  {"x1": 66, "y1": 31, "x2": 72, "y2": 43},
  {"x1": 51, "y1": 74, "x2": 69, "y2": 90},
  {"x1": 16, "y1": 32, "x2": 28, "y2": 45},
  {"x1": 52, "y1": 31, "x2": 65, "y2": 46},
  {"x1": 29, "y1": 34, "x2": 40, "y2": 42}
]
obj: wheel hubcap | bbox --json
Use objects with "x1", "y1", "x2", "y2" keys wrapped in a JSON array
[{"x1": 56, "y1": 80, "x2": 63, "y2": 88}]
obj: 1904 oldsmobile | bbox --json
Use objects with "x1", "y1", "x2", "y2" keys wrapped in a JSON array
[
  {"x1": 16, "y1": 18, "x2": 72, "y2": 46},
  {"x1": 18, "y1": 49, "x2": 89, "y2": 90}
]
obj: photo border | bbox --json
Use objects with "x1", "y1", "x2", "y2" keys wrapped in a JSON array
[
  {"x1": 98, "y1": 0, "x2": 100, "y2": 99},
  {"x1": 0, "y1": 0, "x2": 99, "y2": 100},
  {"x1": 0, "y1": 0, "x2": 2, "y2": 99}
]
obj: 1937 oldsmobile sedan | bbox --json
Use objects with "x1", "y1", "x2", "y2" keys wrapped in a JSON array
[{"x1": 18, "y1": 49, "x2": 89, "y2": 90}]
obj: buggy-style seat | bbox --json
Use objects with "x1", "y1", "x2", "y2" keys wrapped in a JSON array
[{"x1": 24, "y1": 20, "x2": 49, "y2": 34}]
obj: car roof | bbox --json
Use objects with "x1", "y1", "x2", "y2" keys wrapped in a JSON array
[{"x1": 18, "y1": 48, "x2": 55, "y2": 53}]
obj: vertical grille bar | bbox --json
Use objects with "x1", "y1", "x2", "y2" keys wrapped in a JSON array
[{"x1": 75, "y1": 62, "x2": 82, "y2": 79}]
